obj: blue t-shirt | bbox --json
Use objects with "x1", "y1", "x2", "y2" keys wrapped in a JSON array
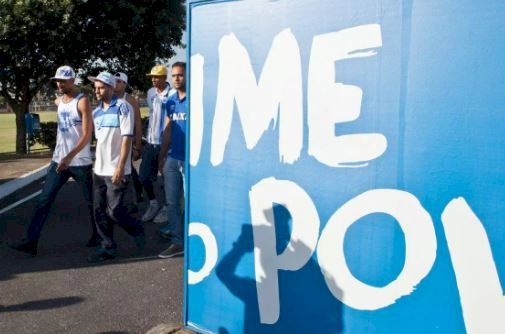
[{"x1": 166, "y1": 92, "x2": 187, "y2": 161}]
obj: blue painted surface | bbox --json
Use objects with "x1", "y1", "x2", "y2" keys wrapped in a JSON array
[{"x1": 185, "y1": 0, "x2": 505, "y2": 333}]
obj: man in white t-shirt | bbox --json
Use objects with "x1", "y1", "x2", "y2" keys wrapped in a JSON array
[
  {"x1": 87, "y1": 71, "x2": 145, "y2": 263},
  {"x1": 9, "y1": 65, "x2": 97, "y2": 256}
]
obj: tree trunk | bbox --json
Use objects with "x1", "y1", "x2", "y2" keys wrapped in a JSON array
[{"x1": 11, "y1": 102, "x2": 29, "y2": 154}]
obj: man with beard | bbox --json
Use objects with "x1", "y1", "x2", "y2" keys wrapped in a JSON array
[
  {"x1": 87, "y1": 72, "x2": 145, "y2": 263},
  {"x1": 9, "y1": 65, "x2": 97, "y2": 256},
  {"x1": 157, "y1": 62, "x2": 187, "y2": 258}
]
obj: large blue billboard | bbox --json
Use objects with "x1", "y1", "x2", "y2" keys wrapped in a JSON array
[{"x1": 184, "y1": 0, "x2": 505, "y2": 333}]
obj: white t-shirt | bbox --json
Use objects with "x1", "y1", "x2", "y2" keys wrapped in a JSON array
[
  {"x1": 146, "y1": 86, "x2": 176, "y2": 145},
  {"x1": 52, "y1": 93, "x2": 92, "y2": 166},
  {"x1": 92, "y1": 97, "x2": 134, "y2": 176}
]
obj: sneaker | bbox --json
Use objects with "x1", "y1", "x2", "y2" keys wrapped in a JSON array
[
  {"x1": 141, "y1": 200, "x2": 160, "y2": 222},
  {"x1": 153, "y1": 205, "x2": 168, "y2": 224},
  {"x1": 87, "y1": 247, "x2": 116, "y2": 263},
  {"x1": 158, "y1": 244, "x2": 184, "y2": 259},
  {"x1": 9, "y1": 238, "x2": 38, "y2": 256}
]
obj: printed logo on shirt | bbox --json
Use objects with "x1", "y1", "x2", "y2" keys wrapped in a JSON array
[
  {"x1": 119, "y1": 103, "x2": 130, "y2": 116},
  {"x1": 58, "y1": 111, "x2": 75, "y2": 132},
  {"x1": 171, "y1": 112, "x2": 187, "y2": 121}
]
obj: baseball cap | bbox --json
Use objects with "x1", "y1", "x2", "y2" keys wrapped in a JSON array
[
  {"x1": 114, "y1": 72, "x2": 128, "y2": 84},
  {"x1": 87, "y1": 71, "x2": 116, "y2": 88},
  {"x1": 51, "y1": 66, "x2": 76, "y2": 80},
  {"x1": 146, "y1": 65, "x2": 168, "y2": 76}
]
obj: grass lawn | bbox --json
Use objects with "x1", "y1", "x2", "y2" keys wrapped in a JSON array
[
  {"x1": 0, "y1": 107, "x2": 149, "y2": 154},
  {"x1": 0, "y1": 112, "x2": 57, "y2": 153}
]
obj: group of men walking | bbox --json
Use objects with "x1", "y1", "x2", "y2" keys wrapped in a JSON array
[{"x1": 9, "y1": 62, "x2": 187, "y2": 263}]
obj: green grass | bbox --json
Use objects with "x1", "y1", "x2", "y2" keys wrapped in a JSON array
[
  {"x1": 0, "y1": 107, "x2": 149, "y2": 153},
  {"x1": 0, "y1": 112, "x2": 57, "y2": 153}
]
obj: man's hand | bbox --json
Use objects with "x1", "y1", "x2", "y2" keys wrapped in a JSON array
[
  {"x1": 112, "y1": 167, "x2": 125, "y2": 184},
  {"x1": 56, "y1": 156, "x2": 72, "y2": 173}
]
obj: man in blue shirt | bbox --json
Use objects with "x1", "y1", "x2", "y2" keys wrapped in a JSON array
[{"x1": 157, "y1": 62, "x2": 187, "y2": 258}]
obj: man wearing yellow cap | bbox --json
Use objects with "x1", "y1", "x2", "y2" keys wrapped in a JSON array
[{"x1": 139, "y1": 65, "x2": 175, "y2": 222}]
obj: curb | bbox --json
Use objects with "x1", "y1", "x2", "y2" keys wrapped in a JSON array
[{"x1": 0, "y1": 163, "x2": 49, "y2": 200}]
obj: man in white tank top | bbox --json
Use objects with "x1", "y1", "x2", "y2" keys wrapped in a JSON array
[{"x1": 9, "y1": 65, "x2": 98, "y2": 256}]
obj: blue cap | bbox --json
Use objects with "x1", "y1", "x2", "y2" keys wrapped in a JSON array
[
  {"x1": 51, "y1": 66, "x2": 76, "y2": 80},
  {"x1": 88, "y1": 71, "x2": 116, "y2": 88}
]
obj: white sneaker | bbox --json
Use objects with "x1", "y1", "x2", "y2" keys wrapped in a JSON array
[
  {"x1": 153, "y1": 205, "x2": 169, "y2": 224},
  {"x1": 142, "y1": 200, "x2": 160, "y2": 222}
]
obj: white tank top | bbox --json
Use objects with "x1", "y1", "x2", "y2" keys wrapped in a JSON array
[{"x1": 52, "y1": 93, "x2": 92, "y2": 166}]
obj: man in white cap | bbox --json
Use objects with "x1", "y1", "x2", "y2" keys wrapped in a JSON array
[
  {"x1": 87, "y1": 71, "x2": 145, "y2": 263},
  {"x1": 9, "y1": 65, "x2": 97, "y2": 256},
  {"x1": 139, "y1": 64, "x2": 174, "y2": 223},
  {"x1": 114, "y1": 72, "x2": 143, "y2": 203}
]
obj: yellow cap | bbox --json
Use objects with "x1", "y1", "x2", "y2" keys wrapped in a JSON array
[{"x1": 146, "y1": 65, "x2": 168, "y2": 76}]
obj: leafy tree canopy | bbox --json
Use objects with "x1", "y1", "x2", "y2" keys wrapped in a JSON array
[{"x1": 0, "y1": 0, "x2": 185, "y2": 153}]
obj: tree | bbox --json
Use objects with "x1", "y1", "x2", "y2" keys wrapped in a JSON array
[{"x1": 0, "y1": 0, "x2": 185, "y2": 153}]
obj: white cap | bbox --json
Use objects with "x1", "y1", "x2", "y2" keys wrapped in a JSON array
[
  {"x1": 114, "y1": 72, "x2": 128, "y2": 84},
  {"x1": 51, "y1": 66, "x2": 76, "y2": 80},
  {"x1": 88, "y1": 71, "x2": 116, "y2": 88}
]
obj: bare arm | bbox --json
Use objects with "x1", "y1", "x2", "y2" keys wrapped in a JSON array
[
  {"x1": 126, "y1": 95, "x2": 142, "y2": 161},
  {"x1": 56, "y1": 96, "x2": 92, "y2": 173},
  {"x1": 112, "y1": 136, "x2": 132, "y2": 184},
  {"x1": 158, "y1": 117, "x2": 172, "y2": 174}
]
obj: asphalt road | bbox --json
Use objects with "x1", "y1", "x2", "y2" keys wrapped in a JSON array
[{"x1": 0, "y1": 177, "x2": 183, "y2": 334}]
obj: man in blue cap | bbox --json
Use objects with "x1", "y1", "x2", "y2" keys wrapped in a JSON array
[
  {"x1": 9, "y1": 65, "x2": 97, "y2": 256},
  {"x1": 87, "y1": 72, "x2": 145, "y2": 263}
]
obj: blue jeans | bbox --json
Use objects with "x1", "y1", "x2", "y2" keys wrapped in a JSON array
[
  {"x1": 161, "y1": 156, "x2": 185, "y2": 245},
  {"x1": 27, "y1": 162, "x2": 95, "y2": 241}
]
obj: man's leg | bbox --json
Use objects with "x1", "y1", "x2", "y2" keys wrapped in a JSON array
[
  {"x1": 131, "y1": 162, "x2": 143, "y2": 203},
  {"x1": 93, "y1": 174, "x2": 115, "y2": 249},
  {"x1": 10, "y1": 162, "x2": 70, "y2": 255},
  {"x1": 139, "y1": 143, "x2": 158, "y2": 200},
  {"x1": 158, "y1": 157, "x2": 185, "y2": 259},
  {"x1": 105, "y1": 176, "x2": 145, "y2": 253},
  {"x1": 70, "y1": 164, "x2": 99, "y2": 247},
  {"x1": 139, "y1": 143, "x2": 161, "y2": 221},
  {"x1": 88, "y1": 174, "x2": 117, "y2": 263}
]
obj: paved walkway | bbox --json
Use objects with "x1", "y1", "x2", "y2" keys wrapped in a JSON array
[
  {"x1": 0, "y1": 151, "x2": 190, "y2": 334},
  {"x1": 0, "y1": 151, "x2": 52, "y2": 201},
  {"x1": 0, "y1": 152, "x2": 52, "y2": 184}
]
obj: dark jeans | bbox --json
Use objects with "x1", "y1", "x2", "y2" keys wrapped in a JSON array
[
  {"x1": 131, "y1": 162, "x2": 143, "y2": 199},
  {"x1": 139, "y1": 143, "x2": 160, "y2": 200},
  {"x1": 27, "y1": 162, "x2": 95, "y2": 241},
  {"x1": 93, "y1": 174, "x2": 144, "y2": 249}
]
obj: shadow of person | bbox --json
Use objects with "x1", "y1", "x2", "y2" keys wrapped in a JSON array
[
  {"x1": 216, "y1": 204, "x2": 344, "y2": 333},
  {"x1": 0, "y1": 296, "x2": 83, "y2": 313}
]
